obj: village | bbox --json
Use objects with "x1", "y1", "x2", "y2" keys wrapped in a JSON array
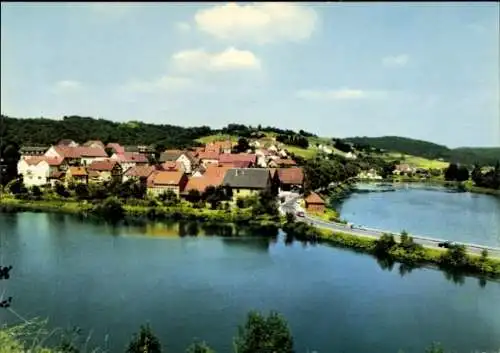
[{"x1": 15, "y1": 137, "x2": 329, "y2": 214}]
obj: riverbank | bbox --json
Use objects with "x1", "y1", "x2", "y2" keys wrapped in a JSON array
[
  {"x1": 0, "y1": 197, "x2": 282, "y2": 228},
  {"x1": 283, "y1": 220, "x2": 500, "y2": 280},
  {"x1": 388, "y1": 177, "x2": 500, "y2": 196}
]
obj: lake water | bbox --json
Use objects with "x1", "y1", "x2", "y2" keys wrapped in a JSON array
[
  {"x1": 338, "y1": 183, "x2": 500, "y2": 247},
  {"x1": 0, "y1": 213, "x2": 499, "y2": 353}
]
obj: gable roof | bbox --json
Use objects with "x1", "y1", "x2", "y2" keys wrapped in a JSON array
[
  {"x1": 20, "y1": 146, "x2": 49, "y2": 154},
  {"x1": 125, "y1": 165, "x2": 157, "y2": 178},
  {"x1": 24, "y1": 156, "x2": 64, "y2": 166},
  {"x1": 161, "y1": 161, "x2": 184, "y2": 171},
  {"x1": 305, "y1": 192, "x2": 325, "y2": 205},
  {"x1": 222, "y1": 168, "x2": 270, "y2": 189},
  {"x1": 219, "y1": 153, "x2": 257, "y2": 164},
  {"x1": 106, "y1": 143, "x2": 125, "y2": 154},
  {"x1": 276, "y1": 158, "x2": 297, "y2": 166},
  {"x1": 197, "y1": 151, "x2": 220, "y2": 161},
  {"x1": 149, "y1": 171, "x2": 184, "y2": 186},
  {"x1": 87, "y1": 159, "x2": 120, "y2": 171},
  {"x1": 159, "y1": 150, "x2": 184, "y2": 162},
  {"x1": 277, "y1": 167, "x2": 304, "y2": 185},
  {"x1": 113, "y1": 152, "x2": 148, "y2": 163},
  {"x1": 54, "y1": 146, "x2": 107, "y2": 158}
]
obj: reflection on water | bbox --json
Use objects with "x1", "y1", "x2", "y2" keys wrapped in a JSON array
[{"x1": 1, "y1": 212, "x2": 499, "y2": 353}]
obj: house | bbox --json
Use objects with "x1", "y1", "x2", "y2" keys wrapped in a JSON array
[
  {"x1": 66, "y1": 167, "x2": 88, "y2": 185},
  {"x1": 197, "y1": 151, "x2": 220, "y2": 168},
  {"x1": 111, "y1": 152, "x2": 148, "y2": 172},
  {"x1": 159, "y1": 150, "x2": 197, "y2": 173},
  {"x1": 205, "y1": 140, "x2": 233, "y2": 154},
  {"x1": 123, "y1": 165, "x2": 157, "y2": 183},
  {"x1": 276, "y1": 167, "x2": 304, "y2": 191},
  {"x1": 218, "y1": 153, "x2": 256, "y2": 168},
  {"x1": 222, "y1": 168, "x2": 271, "y2": 197},
  {"x1": 191, "y1": 164, "x2": 207, "y2": 177},
  {"x1": 87, "y1": 159, "x2": 123, "y2": 183},
  {"x1": 147, "y1": 170, "x2": 188, "y2": 197},
  {"x1": 161, "y1": 161, "x2": 185, "y2": 172},
  {"x1": 345, "y1": 152, "x2": 357, "y2": 160},
  {"x1": 269, "y1": 158, "x2": 297, "y2": 168},
  {"x1": 357, "y1": 169, "x2": 383, "y2": 180},
  {"x1": 57, "y1": 139, "x2": 78, "y2": 147},
  {"x1": 106, "y1": 143, "x2": 125, "y2": 155},
  {"x1": 249, "y1": 140, "x2": 261, "y2": 148},
  {"x1": 304, "y1": 192, "x2": 326, "y2": 213},
  {"x1": 83, "y1": 140, "x2": 105, "y2": 149},
  {"x1": 19, "y1": 146, "x2": 49, "y2": 159},
  {"x1": 267, "y1": 144, "x2": 278, "y2": 153},
  {"x1": 393, "y1": 164, "x2": 415, "y2": 176},
  {"x1": 17, "y1": 156, "x2": 65, "y2": 187},
  {"x1": 45, "y1": 146, "x2": 108, "y2": 166},
  {"x1": 48, "y1": 171, "x2": 65, "y2": 187}
]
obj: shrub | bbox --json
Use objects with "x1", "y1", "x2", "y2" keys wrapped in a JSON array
[{"x1": 126, "y1": 324, "x2": 162, "y2": 353}]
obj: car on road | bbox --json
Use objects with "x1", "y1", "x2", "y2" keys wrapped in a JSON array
[
  {"x1": 296, "y1": 211, "x2": 305, "y2": 217},
  {"x1": 438, "y1": 241, "x2": 452, "y2": 248}
]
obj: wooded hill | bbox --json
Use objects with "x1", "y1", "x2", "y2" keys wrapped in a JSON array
[{"x1": 343, "y1": 136, "x2": 500, "y2": 166}]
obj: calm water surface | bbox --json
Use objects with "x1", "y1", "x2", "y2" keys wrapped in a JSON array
[
  {"x1": 338, "y1": 183, "x2": 500, "y2": 247},
  {"x1": 0, "y1": 213, "x2": 499, "y2": 353}
]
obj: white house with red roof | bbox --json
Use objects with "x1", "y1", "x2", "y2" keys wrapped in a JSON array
[
  {"x1": 17, "y1": 156, "x2": 65, "y2": 187},
  {"x1": 111, "y1": 152, "x2": 149, "y2": 172}
]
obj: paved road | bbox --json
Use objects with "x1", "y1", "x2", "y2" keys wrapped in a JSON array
[{"x1": 279, "y1": 193, "x2": 500, "y2": 259}]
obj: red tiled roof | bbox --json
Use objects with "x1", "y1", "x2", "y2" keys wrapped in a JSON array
[
  {"x1": 205, "y1": 140, "x2": 234, "y2": 152},
  {"x1": 305, "y1": 192, "x2": 325, "y2": 205},
  {"x1": 161, "y1": 161, "x2": 184, "y2": 171},
  {"x1": 24, "y1": 156, "x2": 64, "y2": 166},
  {"x1": 277, "y1": 167, "x2": 304, "y2": 185},
  {"x1": 87, "y1": 159, "x2": 118, "y2": 171},
  {"x1": 113, "y1": 152, "x2": 148, "y2": 163},
  {"x1": 149, "y1": 171, "x2": 184, "y2": 186},
  {"x1": 49, "y1": 171, "x2": 65, "y2": 179},
  {"x1": 184, "y1": 176, "x2": 220, "y2": 193},
  {"x1": 219, "y1": 153, "x2": 256, "y2": 164},
  {"x1": 54, "y1": 146, "x2": 107, "y2": 158},
  {"x1": 125, "y1": 165, "x2": 157, "y2": 178},
  {"x1": 106, "y1": 143, "x2": 125, "y2": 154},
  {"x1": 198, "y1": 151, "x2": 220, "y2": 160},
  {"x1": 276, "y1": 158, "x2": 297, "y2": 166},
  {"x1": 203, "y1": 165, "x2": 232, "y2": 182}
]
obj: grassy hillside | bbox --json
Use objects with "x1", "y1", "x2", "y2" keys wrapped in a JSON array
[{"x1": 344, "y1": 136, "x2": 499, "y2": 166}]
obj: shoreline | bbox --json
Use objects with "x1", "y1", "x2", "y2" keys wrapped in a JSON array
[{"x1": 1, "y1": 197, "x2": 499, "y2": 280}]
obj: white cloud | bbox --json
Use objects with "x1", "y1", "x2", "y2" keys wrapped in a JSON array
[
  {"x1": 175, "y1": 22, "x2": 191, "y2": 33},
  {"x1": 296, "y1": 88, "x2": 388, "y2": 101},
  {"x1": 194, "y1": 3, "x2": 318, "y2": 44},
  {"x1": 171, "y1": 47, "x2": 261, "y2": 72},
  {"x1": 382, "y1": 54, "x2": 409, "y2": 67},
  {"x1": 122, "y1": 75, "x2": 193, "y2": 93}
]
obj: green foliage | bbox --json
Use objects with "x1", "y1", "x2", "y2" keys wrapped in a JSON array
[
  {"x1": 252, "y1": 190, "x2": 279, "y2": 217},
  {"x1": 30, "y1": 185, "x2": 43, "y2": 200},
  {"x1": 234, "y1": 138, "x2": 251, "y2": 153},
  {"x1": 439, "y1": 244, "x2": 469, "y2": 268},
  {"x1": 285, "y1": 212, "x2": 296, "y2": 224},
  {"x1": 126, "y1": 324, "x2": 162, "y2": 353},
  {"x1": 276, "y1": 133, "x2": 309, "y2": 149},
  {"x1": 202, "y1": 185, "x2": 232, "y2": 210},
  {"x1": 444, "y1": 163, "x2": 469, "y2": 182},
  {"x1": 185, "y1": 341, "x2": 215, "y2": 353},
  {"x1": 374, "y1": 234, "x2": 397, "y2": 255},
  {"x1": 186, "y1": 189, "x2": 202, "y2": 204},
  {"x1": 8, "y1": 177, "x2": 28, "y2": 196},
  {"x1": 158, "y1": 189, "x2": 179, "y2": 206},
  {"x1": 471, "y1": 163, "x2": 500, "y2": 190},
  {"x1": 343, "y1": 136, "x2": 500, "y2": 166},
  {"x1": 425, "y1": 342, "x2": 445, "y2": 353},
  {"x1": 92, "y1": 196, "x2": 125, "y2": 221},
  {"x1": 234, "y1": 311, "x2": 295, "y2": 353},
  {"x1": 74, "y1": 183, "x2": 90, "y2": 200},
  {"x1": 303, "y1": 157, "x2": 360, "y2": 192},
  {"x1": 0, "y1": 141, "x2": 20, "y2": 186}
]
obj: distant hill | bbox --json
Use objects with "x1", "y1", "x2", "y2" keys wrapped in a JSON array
[{"x1": 343, "y1": 136, "x2": 500, "y2": 166}]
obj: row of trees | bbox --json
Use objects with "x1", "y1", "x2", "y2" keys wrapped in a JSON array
[
  {"x1": 444, "y1": 162, "x2": 500, "y2": 189},
  {"x1": 275, "y1": 134, "x2": 309, "y2": 149},
  {"x1": 303, "y1": 155, "x2": 360, "y2": 191}
]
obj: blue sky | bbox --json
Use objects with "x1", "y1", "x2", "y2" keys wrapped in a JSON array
[{"x1": 1, "y1": 2, "x2": 499, "y2": 147}]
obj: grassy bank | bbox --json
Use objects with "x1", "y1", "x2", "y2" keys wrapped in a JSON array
[
  {"x1": 0, "y1": 197, "x2": 282, "y2": 229},
  {"x1": 283, "y1": 220, "x2": 500, "y2": 280}
]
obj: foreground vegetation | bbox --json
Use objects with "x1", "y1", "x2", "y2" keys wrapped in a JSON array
[{"x1": 0, "y1": 313, "x2": 461, "y2": 353}]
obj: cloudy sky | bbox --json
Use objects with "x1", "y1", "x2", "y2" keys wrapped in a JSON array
[{"x1": 1, "y1": 2, "x2": 499, "y2": 147}]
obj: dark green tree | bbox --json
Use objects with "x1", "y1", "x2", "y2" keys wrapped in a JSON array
[
  {"x1": 234, "y1": 311, "x2": 295, "y2": 353},
  {"x1": 185, "y1": 341, "x2": 215, "y2": 353},
  {"x1": 126, "y1": 324, "x2": 162, "y2": 353},
  {"x1": 93, "y1": 197, "x2": 125, "y2": 221},
  {"x1": 54, "y1": 182, "x2": 70, "y2": 198},
  {"x1": 75, "y1": 183, "x2": 90, "y2": 200},
  {"x1": 234, "y1": 138, "x2": 250, "y2": 153},
  {"x1": 30, "y1": 185, "x2": 43, "y2": 200}
]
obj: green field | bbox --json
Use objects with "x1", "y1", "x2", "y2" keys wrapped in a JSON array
[{"x1": 384, "y1": 153, "x2": 449, "y2": 169}]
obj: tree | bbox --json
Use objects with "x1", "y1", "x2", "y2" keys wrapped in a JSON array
[
  {"x1": 75, "y1": 183, "x2": 90, "y2": 200},
  {"x1": 92, "y1": 197, "x2": 125, "y2": 221},
  {"x1": 0, "y1": 142, "x2": 20, "y2": 186},
  {"x1": 186, "y1": 189, "x2": 202, "y2": 204},
  {"x1": 54, "y1": 182, "x2": 70, "y2": 198},
  {"x1": 105, "y1": 147, "x2": 114, "y2": 157},
  {"x1": 374, "y1": 234, "x2": 396, "y2": 255},
  {"x1": 30, "y1": 185, "x2": 43, "y2": 200},
  {"x1": 185, "y1": 341, "x2": 215, "y2": 353},
  {"x1": 456, "y1": 166, "x2": 469, "y2": 182},
  {"x1": 234, "y1": 138, "x2": 250, "y2": 153},
  {"x1": 126, "y1": 325, "x2": 162, "y2": 353},
  {"x1": 444, "y1": 163, "x2": 458, "y2": 181},
  {"x1": 253, "y1": 189, "x2": 279, "y2": 216},
  {"x1": 440, "y1": 244, "x2": 469, "y2": 268},
  {"x1": 234, "y1": 311, "x2": 295, "y2": 353},
  {"x1": 8, "y1": 177, "x2": 27, "y2": 196}
]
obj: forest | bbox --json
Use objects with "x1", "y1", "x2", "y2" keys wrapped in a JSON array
[{"x1": 343, "y1": 136, "x2": 500, "y2": 166}]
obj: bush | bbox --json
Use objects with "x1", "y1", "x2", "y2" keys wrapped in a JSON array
[
  {"x1": 185, "y1": 340, "x2": 215, "y2": 353},
  {"x1": 126, "y1": 324, "x2": 161, "y2": 353},
  {"x1": 92, "y1": 197, "x2": 125, "y2": 221}
]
